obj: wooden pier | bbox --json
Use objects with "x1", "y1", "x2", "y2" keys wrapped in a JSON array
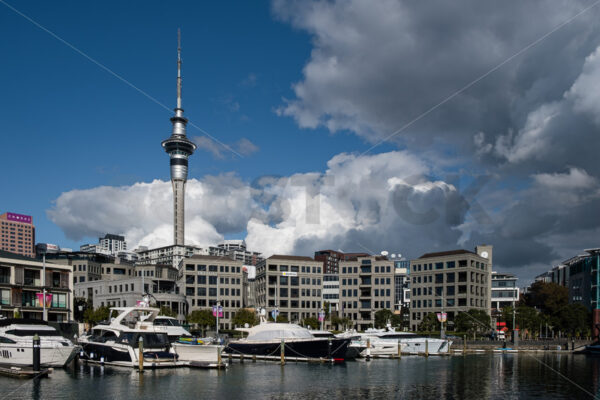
[
  {"x1": 0, "y1": 365, "x2": 52, "y2": 379},
  {"x1": 225, "y1": 353, "x2": 342, "y2": 364}
]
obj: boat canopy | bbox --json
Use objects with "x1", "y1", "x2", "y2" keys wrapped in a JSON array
[{"x1": 244, "y1": 323, "x2": 314, "y2": 341}]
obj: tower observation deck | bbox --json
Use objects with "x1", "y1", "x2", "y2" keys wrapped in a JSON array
[{"x1": 161, "y1": 30, "x2": 196, "y2": 246}]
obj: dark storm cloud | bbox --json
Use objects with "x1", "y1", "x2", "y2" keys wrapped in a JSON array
[{"x1": 272, "y1": 0, "x2": 600, "y2": 275}]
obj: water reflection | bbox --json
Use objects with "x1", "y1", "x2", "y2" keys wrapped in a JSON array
[{"x1": 1, "y1": 354, "x2": 599, "y2": 399}]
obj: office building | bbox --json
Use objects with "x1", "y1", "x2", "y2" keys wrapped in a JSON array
[
  {"x1": 408, "y1": 245, "x2": 493, "y2": 331},
  {"x1": 314, "y1": 250, "x2": 370, "y2": 274},
  {"x1": 255, "y1": 255, "x2": 324, "y2": 324},
  {"x1": 491, "y1": 272, "x2": 519, "y2": 313},
  {"x1": 0, "y1": 212, "x2": 35, "y2": 258},
  {"x1": 179, "y1": 255, "x2": 247, "y2": 330},
  {"x1": 338, "y1": 255, "x2": 395, "y2": 330}
]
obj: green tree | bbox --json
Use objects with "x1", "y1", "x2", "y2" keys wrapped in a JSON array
[
  {"x1": 418, "y1": 313, "x2": 440, "y2": 332},
  {"x1": 516, "y1": 306, "x2": 542, "y2": 337},
  {"x1": 374, "y1": 309, "x2": 393, "y2": 328},
  {"x1": 523, "y1": 281, "x2": 568, "y2": 315},
  {"x1": 84, "y1": 306, "x2": 110, "y2": 324},
  {"x1": 303, "y1": 316, "x2": 320, "y2": 330},
  {"x1": 276, "y1": 315, "x2": 288, "y2": 323},
  {"x1": 187, "y1": 309, "x2": 216, "y2": 335},
  {"x1": 390, "y1": 314, "x2": 403, "y2": 328},
  {"x1": 74, "y1": 297, "x2": 92, "y2": 322},
  {"x1": 558, "y1": 304, "x2": 590, "y2": 337},
  {"x1": 454, "y1": 309, "x2": 491, "y2": 336},
  {"x1": 158, "y1": 306, "x2": 177, "y2": 318},
  {"x1": 232, "y1": 308, "x2": 259, "y2": 327},
  {"x1": 331, "y1": 315, "x2": 351, "y2": 330},
  {"x1": 323, "y1": 301, "x2": 331, "y2": 319}
]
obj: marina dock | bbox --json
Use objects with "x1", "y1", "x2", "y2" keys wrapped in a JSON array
[{"x1": 0, "y1": 365, "x2": 52, "y2": 379}]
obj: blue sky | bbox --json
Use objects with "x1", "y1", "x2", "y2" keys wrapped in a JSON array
[
  {"x1": 0, "y1": 1, "x2": 379, "y2": 243},
  {"x1": 2, "y1": 1, "x2": 600, "y2": 283}
]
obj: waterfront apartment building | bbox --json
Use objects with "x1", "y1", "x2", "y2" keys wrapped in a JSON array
[
  {"x1": 0, "y1": 250, "x2": 73, "y2": 321},
  {"x1": 46, "y1": 252, "x2": 136, "y2": 284},
  {"x1": 491, "y1": 272, "x2": 519, "y2": 313},
  {"x1": 74, "y1": 263, "x2": 186, "y2": 321},
  {"x1": 409, "y1": 245, "x2": 493, "y2": 331},
  {"x1": 255, "y1": 255, "x2": 324, "y2": 324},
  {"x1": 216, "y1": 240, "x2": 263, "y2": 266},
  {"x1": 135, "y1": 244, "x2": 208, "y2": 269},
  {"x1": 339, "y1": 255, "x2": 396, "y2": 331},
  {"x1": 80, "y1": 233, "x2": 127, "y2": 257},
  {"x1": 179, "y1": 255, "x2": 247, "y2": 330},
  {"x1": 0, "y1": 212, "x2": 35, "y2": 258}
]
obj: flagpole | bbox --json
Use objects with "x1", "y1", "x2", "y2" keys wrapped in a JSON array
[{"x1": 42, "y1": 252, "x2": 47, "y2": 322}]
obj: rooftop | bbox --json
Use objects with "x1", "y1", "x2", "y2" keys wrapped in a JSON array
[
  {"x1": 187, "y1": 254, "x2": 238, "y2": 262},
  {"x1": 0, "y1": 249, "x2": 38, "y2": 262},
  {"x1": 418, "y1": 249, "x2": 478, "y2": 259},
  {"x1": 268, "y1": 255, "x2": 315, "y2": 261}
]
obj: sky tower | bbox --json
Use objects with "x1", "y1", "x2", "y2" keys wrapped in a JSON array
[{"x1": 161, "y1": 30, "x2": 196, "y2": 246}]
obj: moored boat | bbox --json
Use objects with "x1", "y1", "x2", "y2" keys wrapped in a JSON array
[
  {"x1": 0, "y1": 318, "x2": 78, "y2": 367},
  {"x1": 79, "y1": 307, "x2": 185, "y2": 368},
  {"x1": 226, "y1": 323, "x2": 351, "y2": 361},
  {"x1": 358, "y1": 327, "x2": 451, "y2": 355}
]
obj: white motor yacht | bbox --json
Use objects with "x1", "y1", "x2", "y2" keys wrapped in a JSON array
[
  {"x1": 358, "y1": 327, "x2": 452, "y2": 355},
  {"x1": 0, "y1": 318, "x2": 78, "y2": 367},
  {"x1": 79, "y1": 307, "x2": 186, "y2": 368},
  {"x1": 153, "y1": 316, "x2": 192, "y2": 342}
]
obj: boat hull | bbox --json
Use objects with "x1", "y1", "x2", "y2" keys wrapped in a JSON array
[
  {"x1": 81, "y1": 342, "x2": 180, "y2": 368},
  {"x1": 0, "y1": 343, "x2": 78, "y2": 367},
  {"x1": 226, "y1": 338, "x2": 350, "y2": 360}
]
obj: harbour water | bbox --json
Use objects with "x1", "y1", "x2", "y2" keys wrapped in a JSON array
[{"x1": 1, "y1": 354, "x2": 599, "y2": 399}]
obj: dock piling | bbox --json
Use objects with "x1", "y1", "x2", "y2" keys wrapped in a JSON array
[
  {"x1": 32, "y1": 334, "x2": 41, "y2": 372},
  {"x1": 366, "y1": 339, "x2": 371, "y2": 361},
  {"x1": 138, "y1": 337, "x2": 144, "y2": 372},
  {"x1": 281, "y1": 339, "x2": 285, "y2": 365},
  {"x1": 398, "y1": 339, "x2": 402, "y2": 359},
  {"x1": 425, "y1": 339, "x2": 429, "y2": 357}
]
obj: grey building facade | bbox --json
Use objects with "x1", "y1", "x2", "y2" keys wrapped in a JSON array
[
  {"x1": 339, "y1": 255, "x2": 396, "y2": 330},
  {"x1": 255, "y1": 255, "x2": 324, "y2": 324},
  {"x1": 409, "y1": 245, "x2": 493, "y2": 331},
  {"x1": 179, "y1": 255, "x2": 247, "y2": 330}
]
